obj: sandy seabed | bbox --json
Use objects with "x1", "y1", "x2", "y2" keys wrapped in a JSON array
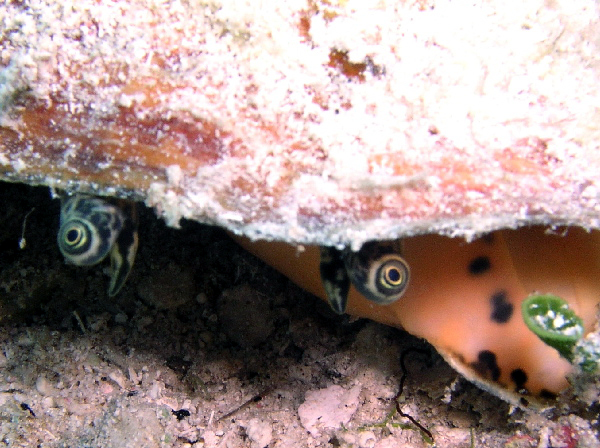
[{"x1": 0, "y1": 182, "x2": 598, "y2": 448}]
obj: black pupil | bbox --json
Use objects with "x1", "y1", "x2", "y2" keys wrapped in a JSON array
[
  {"x1": 387, "y1": 267, "x2": 400, "y2": 282},
  {"x1": 66, "y1": 229, "x2": 80, "y2": 243}
]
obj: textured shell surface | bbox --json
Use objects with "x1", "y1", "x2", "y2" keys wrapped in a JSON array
[{"x1": 1, "y1": 1, "x2": 600, "y2": 247}]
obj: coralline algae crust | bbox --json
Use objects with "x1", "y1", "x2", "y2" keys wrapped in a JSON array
[{"x1": 1, "y1": 1, "x2": 599, "y2": 247}]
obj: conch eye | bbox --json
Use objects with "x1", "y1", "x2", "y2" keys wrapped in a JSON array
[
  {"x1": 57, "y1": 196, "x2": 124, "y2": 267},
  {"x1": 64, "y1": 226, "x2": 84, "y2": 246},
  {"x1": 345, "y1": 241, "x2": 410, "y2": 305},
  {"x1": 379, "y1": 260, "x2": 407, "y2": 287},
  {"x1": 371, "y1": 256, "x2": 410, "y2": 303},
  {"x1": 58, "y1": 195, "x2": 139, "y2": 297}
]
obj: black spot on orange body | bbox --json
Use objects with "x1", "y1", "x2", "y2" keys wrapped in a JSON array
[
  {"x1": 468, "y1": 256, "x2": 491, "y2": 275},
  {"x1": 472, "y1": 350, "x2": 501, "y2": 382},
  {"x1": 539, "y1": 389, "x2": 558, "y2": 400},
  {"x1": 490, "y1": 290, "x2": 513, "y2": 323},
  {"x1": 510, "y1": 368, "x2": 528, "y2": 391}
]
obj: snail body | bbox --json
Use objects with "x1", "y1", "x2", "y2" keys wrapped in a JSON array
[{"x1": 234, "y1": 227, "x2": 600, "y2": 407}]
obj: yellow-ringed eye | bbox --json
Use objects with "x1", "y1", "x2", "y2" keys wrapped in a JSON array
[
  {"x1": 64, "y1": 225, "x2": 85, "y2": 248},
  {"x1": 57, "y1": 194, "x2": 139, "y2": 297},
  {"x1": 57, "y1": 196, "x2": 124, "y2": 267},
  {"x1": 380, "y1": 261, "x2": 407, "y2": 288},
  {"x1": 344, "y1": 240, "x2": 411, "y2": 306},
  {"x1": 371, "y1": 256, "x2": 410, "y2": 303}
]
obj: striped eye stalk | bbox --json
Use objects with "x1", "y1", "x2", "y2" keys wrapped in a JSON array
[
  {"x1": 57, "y1": 195, "x2": 138, "y2": 296},
  {"x1": 320, "y1": 240, "x2": 410, "y2": 314}
]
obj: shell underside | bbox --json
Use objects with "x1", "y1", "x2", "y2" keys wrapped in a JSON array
[{"x1": 1, "y1": 1, "x2": 599, "y2": 246}]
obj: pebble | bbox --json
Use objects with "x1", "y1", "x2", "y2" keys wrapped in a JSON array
[
  {"x1": 298, "y1": 384, "x2": 362, "y2": 437},
  {"x1": 217, "y1": 285, "x2": 275, "y2": 348},
  {"x1": 137, "y1": 264, "x2": 195, "y2": 309},
  {"x1": 114, "y1": 313, "x2": 128, "y2": 324},
  {"x1": 36, "y1": 376, "x2": 56, "y2": 396},
  {"x1": 242, "y1": 418, "x2": 273, "y2": 448},
  {"x1": 358, "y1": 431, "x2": 377, "y2": 448},
  {"x1": 109, "y1": 370, "x2": 127, "y2": 389}
]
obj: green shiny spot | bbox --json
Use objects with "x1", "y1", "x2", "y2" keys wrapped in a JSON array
[{"x1": 521, "y1": 294, "x2": 584, "y2": 362}]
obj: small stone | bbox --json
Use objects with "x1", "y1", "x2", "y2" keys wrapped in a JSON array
[
  {"x1": 217, "y1": 285, "x2": 275, "y2": 348},
  {"x1": 199, "y1": 331, "x2": 214, "y2": 346},
  {"x1": 88, "y1": 312, "x2": 111, "y2": 332},
  {"x1": 41, "y1": 396, "x2": 56, "y2": 409},
  {"x1": 201, "y1": 430, "x2": 217, "y2": 446},
  {"x1": 137, "y1": 264, "x2": 196, "y2": 309},
  {"x1": 114, "y1": 313, "x2": 128, "y2": 324},
  {"x1": 100, "y1": 382, "x2": 114, "y2": 394},
  {"x1": 298, "y1": 384, "x2": 362, "y2": 437},
  {"x1": 128, "y1": 367, "x2": 140, "y2": 384},
  {"x1": 16, "y1": 333, "x2": 33, "y2": 346},
  {"x1": 136, "y1": 316, "x2": 154, "y2": 332},
  {"x1": 36, "y1": 376, "x2": 56, "y2": 396},
  {"x1": 196, "y1": 292, "x2": 208, "y2": 304},
  {"x1": 358, "y1": 431, "x2": 377, "y2": 448},
  {"x1": 242, "y1": 418, "x2": 273, "y2": 448},
  {"x1": 149, "y1": 382, "x2": 161, "y2": 399},
  {"x1": 109, "y1": 370, "x2": 127, "y2": 389}
]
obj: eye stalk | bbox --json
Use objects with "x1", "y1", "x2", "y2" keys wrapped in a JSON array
[
  {"x1": 320, "y1": 240, "x2": 410, "y2": 314},
  {"x1": 58, "y1": 195, "x2": 138, "y2": 296}
]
